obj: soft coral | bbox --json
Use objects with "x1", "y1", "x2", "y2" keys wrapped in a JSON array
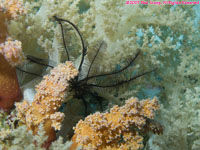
[
  {"x1": 0, "y1": 0, "x2": 26, "y2": 111},
  {"x1": 0, "y1": 54, "x2": 22, "y2": 111}
]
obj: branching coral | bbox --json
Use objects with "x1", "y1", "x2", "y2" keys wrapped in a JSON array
[
  {"x1": 8, "y1": 0, "x2": 197, "y2": 102},
  {"x1": 146, "y1": 87, "x2": 200, "y2": 150},
  {"x1": 0, "y1": 124, "x2": 72, "y2": 150},
  {"x1": 0, "y1": 110, "x2": 72, "y2": 150},
  {"x1": 16, "y1": 61, "x2": 78, "y2": 148},
  {"x1": 71, "y1": 97, "x2": 162, "y2": 150}
]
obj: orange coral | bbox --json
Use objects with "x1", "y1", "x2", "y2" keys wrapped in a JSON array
[
  {"x1": 0, "y1": 0, "x2": 26, "y2": 111},
  {"x1": 0, "y1": 40, "x2": 23, "y2": 111},
  {"x1": 0, "y1": 0, "x2": 26, "y2": 19},
  {"x1": 16, "y1": 61, "x2": 78, "y2": 148},
  {"x1": 71, "y1": 97, "x2": 161, "y2": 150},
  {"x1": 0, "y1": 54, "x2": 22, "y2": 111}
]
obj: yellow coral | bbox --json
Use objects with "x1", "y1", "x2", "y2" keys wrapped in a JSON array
[
  {"x1": 71, "y1": 97, "x2": 160, "y2": 150},
  {"x1": 16, "y1": 61, "x2": 78, "y2": 147},
  {"x1": 0, "y1": 0, "x2": 26, "y2": 19}
]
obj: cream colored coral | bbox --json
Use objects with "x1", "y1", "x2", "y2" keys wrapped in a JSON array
[
  {"x1": 71, "y1": 97, "x2": 160, "y2": 150},
  {"x1": 16, "y1": 61, "x2": 78, "y2": 144},
  {"x1": 15, "y1": 100, "x2": 30, "y2": 123},
  {"x1": 50, "y1": 112, "x2": 65, "y2": 130}
]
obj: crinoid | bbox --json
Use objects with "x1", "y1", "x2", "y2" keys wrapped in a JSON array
[
  {"x1": 18, "y1": 16, "x2": 157, "y2": 116},
  {"x1": 52, "y1": 16, "x2": 157, "y2": 116}
]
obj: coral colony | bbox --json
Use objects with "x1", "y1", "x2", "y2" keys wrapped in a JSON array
[
  {"x1": 0, "y1": 0, "x2": 199, "y2": 150},
  {"x1": 0, "y1": 0, "x2": 25, "y2": 112}
]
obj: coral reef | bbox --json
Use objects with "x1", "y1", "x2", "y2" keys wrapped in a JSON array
[
  {"x1": 71, "y1": 97, "x2": 162, "y2": 150},
  {"x1": 16, "y1": 61, "x2": 78, "y2": 148},
  {"x1": 0, "y1": 0, "x2": 199, "y2": 150},
  {"x1": 7, "y1": 0, "x2": 198, "y2": 104}
]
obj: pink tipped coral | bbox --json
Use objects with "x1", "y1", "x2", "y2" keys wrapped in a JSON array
[
  {"x1": 0, "y1": 37, "x2": 24, "y2": 66},
  {"x1": 71, "y1": 97, "x2": 162, "y2": 150}
]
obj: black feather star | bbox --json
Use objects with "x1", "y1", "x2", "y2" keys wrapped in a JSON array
[
  {"x1": 53, "y1": 16, "x2": 157, "y2": 116},
  {"x1": 18, "y1": 16, "x2": 157, "y2": 117}
]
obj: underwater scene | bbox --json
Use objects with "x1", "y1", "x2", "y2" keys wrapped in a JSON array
[{"x1": 0, "y1": 0, "x2": 200, "y2": 149}]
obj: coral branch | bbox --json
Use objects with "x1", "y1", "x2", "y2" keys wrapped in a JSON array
[
  {"x1": 71, "y1": 97, "x2": 161, "y2": 150},
  {"x1": 16, "y1": 61, "x2": 78, "y2": 148}
]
